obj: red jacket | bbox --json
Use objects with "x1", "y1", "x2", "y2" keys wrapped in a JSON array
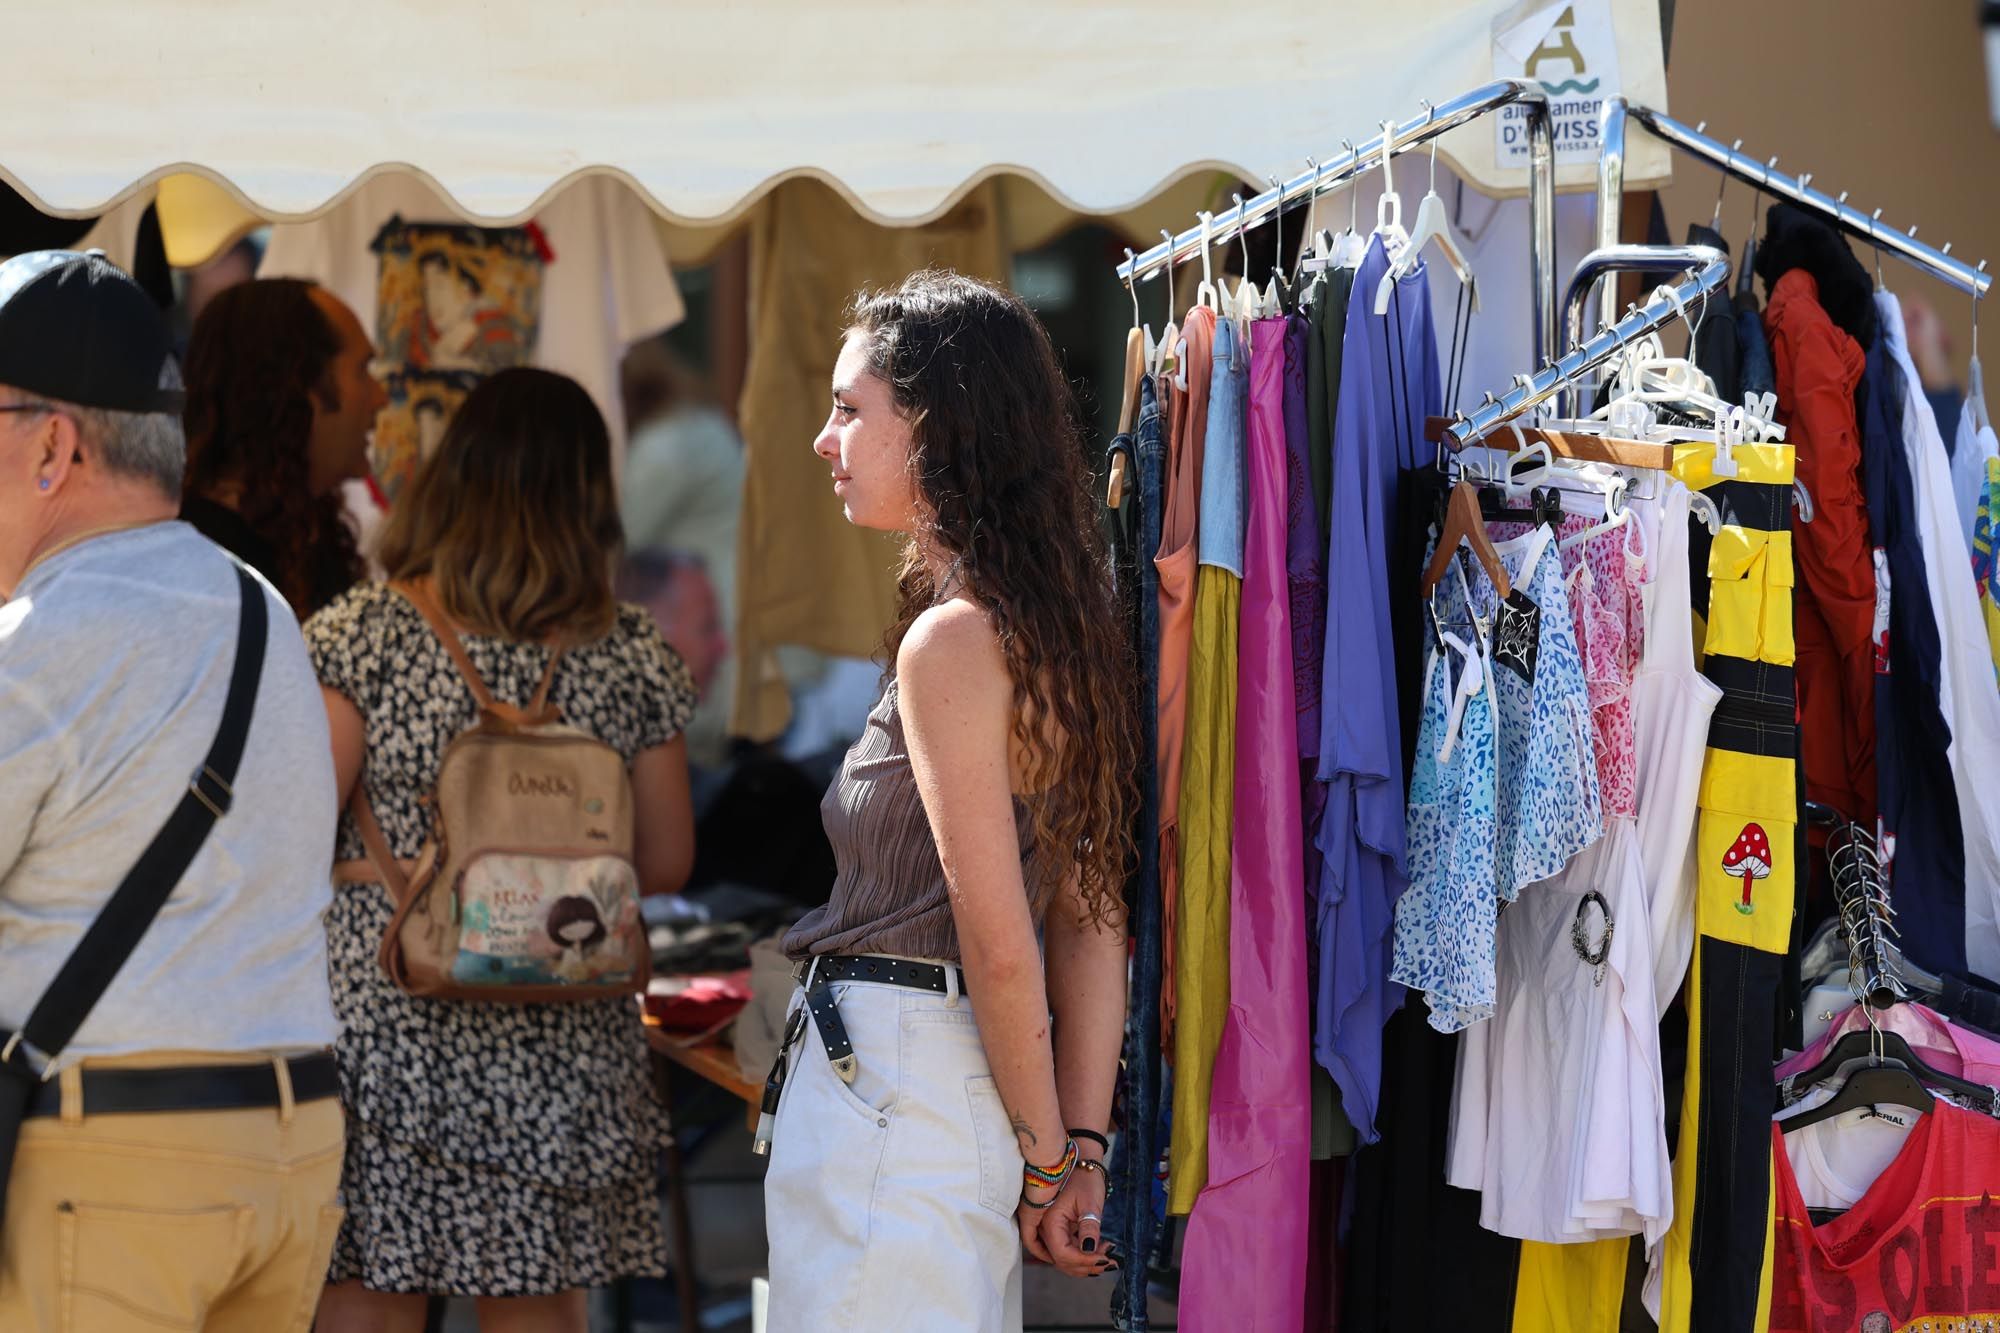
[{"x1": 1766, "y1": 269, "x2": 1876, "y2": 830}]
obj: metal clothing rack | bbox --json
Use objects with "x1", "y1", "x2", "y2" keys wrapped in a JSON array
[
  {"x1": 1594, "y1": 99, "x2": 1991, "y2": 342},
  {"x1": 1115, "y1": 78, "x2": 1560, "y2": 366},
  {"x1": 1441, "y1": 249, "x2": 1730, "y2": 452}
]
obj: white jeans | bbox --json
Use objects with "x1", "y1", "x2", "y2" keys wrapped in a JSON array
[{"x1": 762, "y1": 973, "x2": 1025, "y2": 1332}]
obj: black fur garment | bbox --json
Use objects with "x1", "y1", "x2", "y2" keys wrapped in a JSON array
[{"x1": 1753, "y1": 202, "x2": 1878, "y2": 349}]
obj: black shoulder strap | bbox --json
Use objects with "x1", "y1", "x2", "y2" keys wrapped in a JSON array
[{"x1": 2, "y1": 563, "x2": 267, "y2": 1075}]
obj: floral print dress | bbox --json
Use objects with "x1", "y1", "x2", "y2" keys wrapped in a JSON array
[{"x1": 305, "y1": 583, "x2": 694, "y2": 1297}]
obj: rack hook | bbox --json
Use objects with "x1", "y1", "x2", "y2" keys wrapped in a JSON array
[
  {"x1": 1712, "y1": 139, "x2": 1742, "y2": 227},
  {"x1": 1160, "y1": 228, "x2": 1178, "y2": 326},
  {"x1": 1124, "y1": 249, "x2": 1140, "y2": 331},
  {"x1": 1869, "y1": 208, "x2": 1886, "y2": 291}
]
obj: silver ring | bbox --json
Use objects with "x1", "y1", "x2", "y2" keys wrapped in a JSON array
[{"x1": 1081, "y1": 1213, "x2": 1101, "y2": 1223}]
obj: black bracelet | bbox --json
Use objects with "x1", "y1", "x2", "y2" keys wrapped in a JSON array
[
  {"x1": 1020, "y1": 1192, "x2": 1059, "y2": 1209},
  {"x1": 1068, "y1": 1127, "x2": 1110, "y2": 1153}
]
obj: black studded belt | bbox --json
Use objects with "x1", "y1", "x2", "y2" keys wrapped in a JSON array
[{"x1": 752, "y1": 954, "x2": 967, "y2": 1155}]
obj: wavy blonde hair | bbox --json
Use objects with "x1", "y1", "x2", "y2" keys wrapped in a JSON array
[
  {"x1": 850, "y1": 271, "x2": 1139, "y2": 928},
  {"x1": 379, "y1": 368, "x2": 622, "y2": 642}
]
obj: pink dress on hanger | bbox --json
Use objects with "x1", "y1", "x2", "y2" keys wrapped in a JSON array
[{"x1": 1180, "y1": 316, "x2": 1312, "y2": 1331}]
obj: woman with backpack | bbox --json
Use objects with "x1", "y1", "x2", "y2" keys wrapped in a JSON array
[
  {"x1": 303, "y1": 367, "x2": 697, "y2": 1333},
  {"x1": 761, "y1": 271, "x2": 1139, "y2": 1330}
]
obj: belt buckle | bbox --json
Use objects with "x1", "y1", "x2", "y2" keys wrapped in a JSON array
[{"x1": 1, "y1": 1031, "x2": 57, "y2": 1082}]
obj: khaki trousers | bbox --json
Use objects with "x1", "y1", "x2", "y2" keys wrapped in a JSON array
[{"x1": 0, "y1": 1050, "x2": 345, "y2": 1333}]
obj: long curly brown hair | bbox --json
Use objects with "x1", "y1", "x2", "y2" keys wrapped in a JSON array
[
  {"x1": 182, "y1": 278, "x2": 363, "y2": 617},
  {"x1": 849, "y1": 271, "x2": 1138, "y2": 929}
]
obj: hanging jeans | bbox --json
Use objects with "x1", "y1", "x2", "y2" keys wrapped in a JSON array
[
  {"x1": 1108, "y1": 377, "x2": 1167, "y2": 1332},
  {"x1": 1654, "y1": 441, "x2": 1799, "y2": 1333}
]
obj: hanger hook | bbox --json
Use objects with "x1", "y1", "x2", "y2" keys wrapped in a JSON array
[
  {"x1": 1124, "y1": 249, "x2": 1140, "y2": 331},
  {"x1": 1160, "y1": 229, "x2": 1178, "y2": 325},
  {"x1": 1342, "y1": 139, "x2": 1359, "y2": 233},
  {"x1": 1269, "y1": 176, "x2": 1286, "y2": 286},
  {"x1": 1198, "y1": 210, "x2": 1215, "y2": 289},
  {"x1": 1870, "y1": 207, "x2": 1886, "y2": 291},
  {"x1": 1303, "y1": 157, "x2": 1322, "y2": 244},
  {"x1": 1975, "y1": 260, "x2": 1987, "y2": 365},
  {"x1": 1233, "y1": 193, "x2": 1251, "y2": 285},
  {"x1": 1420, "y1": 98, "x2": 1439, "y2": 192}
]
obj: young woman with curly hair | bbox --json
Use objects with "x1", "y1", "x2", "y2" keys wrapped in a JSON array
[
  {"x1": 180, "y1": 277, "x2": 385, "y2": 618},
  {"x1": 764, "y1": 270, "x2": 1139, "y2": 1331}
]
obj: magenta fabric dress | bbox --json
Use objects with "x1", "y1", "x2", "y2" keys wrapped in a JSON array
[{"x1": 1180, "y1": 315, "x2": 1312, "y2": 1331}]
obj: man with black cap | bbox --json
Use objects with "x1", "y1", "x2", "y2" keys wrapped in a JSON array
[{"x1": 0, "y1": 251, "x2": 345, "y2": 1330}]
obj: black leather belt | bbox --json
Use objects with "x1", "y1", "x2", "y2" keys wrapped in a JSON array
[{"x1": 26, "y1": 1053, "x2": 340, "y2": 1119}]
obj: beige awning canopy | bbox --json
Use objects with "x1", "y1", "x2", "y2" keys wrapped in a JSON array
[{"x1": 6, "y1": 0, "x2": 1668, "y2": 266}]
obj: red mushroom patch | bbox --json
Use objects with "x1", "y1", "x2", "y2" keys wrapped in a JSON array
[{"x1": 1722, "y1": 822, "x2": 1772, "y2": 915}]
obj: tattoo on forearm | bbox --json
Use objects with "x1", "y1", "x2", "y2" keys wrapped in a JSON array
[{"x1": 1010, "y1": 1111, "x2": 1037, "y2": 1149}]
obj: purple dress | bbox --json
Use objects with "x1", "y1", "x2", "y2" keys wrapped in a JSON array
[{"x1": 1313, "y1": 235, "x2": 1440, "y2": 1142}]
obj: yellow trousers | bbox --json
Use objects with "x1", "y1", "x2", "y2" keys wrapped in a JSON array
[{"x1": 0, "y1": 1050, "x2": 345, "y2": 1333}]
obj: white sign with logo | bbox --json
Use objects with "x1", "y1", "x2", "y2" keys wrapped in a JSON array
[{"x1": 1494, "y1": 1, "x2": 1624, "y2": 167}]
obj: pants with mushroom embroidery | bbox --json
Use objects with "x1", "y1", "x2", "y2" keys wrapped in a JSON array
[{"x1": 1650, "y1": 442, "x2": 1800, "y2": 1333}]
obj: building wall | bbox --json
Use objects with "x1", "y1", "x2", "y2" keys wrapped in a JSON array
[{"x1": 1660, "y1": 1, "x2": 1999, "y2": 381}]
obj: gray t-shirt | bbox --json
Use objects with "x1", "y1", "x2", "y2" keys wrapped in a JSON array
[{"x1": 0, "y1": 522, "x2": 340, "y2": 1065}]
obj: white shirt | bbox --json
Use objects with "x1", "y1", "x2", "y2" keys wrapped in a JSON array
[
  {"x1": 0, "y1": 524, "x2": 340, "y2": 1065},
  {"x1": 1878, "y1": 291, "x2": 2000, "y2": 978},
  {"x1": 258, "y1": 170, "x2": 684, "y2": 473},
  {"x1": 1632, "y1": 483, "x2": 1723, "y2": 1015},
  {"x1": 1449, "y1": 822, "x2": 1673, "y2": 1245}
]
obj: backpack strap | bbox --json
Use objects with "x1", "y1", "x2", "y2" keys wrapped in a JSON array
[
  {"x1": 395, "y1": 578, "x2": 564, "y2": 727},
  {"x1": 344, "y1": 786, "x2": 412, "y2": 901}
]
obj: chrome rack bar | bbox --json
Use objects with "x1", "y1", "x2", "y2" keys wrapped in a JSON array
[
  {"x1": 1598, "y1": 101, "x2": 1991, "y2": 300},
  {"x1": 1443, "y1": 252, "x2": 1730, "y2": 452},
  {"x1": 1561, "y1": 243, "x2": 1725, "y2": 415},
  {"x1": 1115, "y1": 78, "x2": 1558, "y2": 364}
]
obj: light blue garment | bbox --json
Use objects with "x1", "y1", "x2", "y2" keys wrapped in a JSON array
[
  {"x1": 1392, "y1": 565, "x2": 1501, "y2": 1033},
  {"x1": 1474, "y1": 525, "x2": 1604, "y2": 897},
  {"x1": 1198, "y1": 316, "x2": 1248, "y2": 575}
]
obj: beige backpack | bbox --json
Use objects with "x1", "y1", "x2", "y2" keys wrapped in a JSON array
[{"x1": 335, "y1": 581, "x2": 649, "y2": 1003}]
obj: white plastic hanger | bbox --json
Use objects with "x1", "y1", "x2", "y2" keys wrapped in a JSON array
[
  {"x1": 1372, "y1": 121, "x2": 1409, "y2": 255},
  {"x1": 1559, "y1": 472, "x2": 1632, "y2": 550},
  {"x1": 1228, "y1": 193, "x2": 1260, "y2": 328},
  {"x1": 1258, "y1": 176, "x2": 1287, "y2": 319},
  {"x1": 1196, "y1": 212, "x2": 1222, "y2": 312},
  {"x1": 1375, "y1": 104, "x2": 1479, "y2": 316}
]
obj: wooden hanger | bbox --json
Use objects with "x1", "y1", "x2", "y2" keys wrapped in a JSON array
[
  {"x1": 1424, "y1": 417, "x2": 1675, "y2": 473},
  {"x1": 1421, "y1": 480, "x2": 1511, "y2": 601},
  {"x1": 1106, "y1": 325, "x2": 1145, "y2": 509}
]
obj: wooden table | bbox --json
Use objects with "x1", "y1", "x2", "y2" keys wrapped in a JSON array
[
  {"x1": 641, "y1": 1014, "x2": 763, "y2": 1333},
  {"x1": 645, "y1": 1021, "x2": 762, "y2": 1129}
]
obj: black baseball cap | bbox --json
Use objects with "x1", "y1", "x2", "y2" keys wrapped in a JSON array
[{"x1": 0, "y1": 249, "x2": 184, "y2": 414}]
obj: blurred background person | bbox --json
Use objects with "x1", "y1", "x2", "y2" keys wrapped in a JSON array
[{"x1": 180, "y1": 276, "x2": 386, "y2": 618}]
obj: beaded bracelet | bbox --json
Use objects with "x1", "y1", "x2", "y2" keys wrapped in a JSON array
[{"x1": 1022, "y1": 1138, "x2": 1080, "y2": 1191}]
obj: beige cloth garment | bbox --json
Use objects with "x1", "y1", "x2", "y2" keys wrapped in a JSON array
[{"x1": 730, "y1": 178, "x2": 1010, "y2": 740}]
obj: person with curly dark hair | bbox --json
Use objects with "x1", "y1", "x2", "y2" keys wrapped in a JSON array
[
  {"x1": 180, "y1": 277, "x2": 385, "y2": 618},
  {"x1": 764, "y1": 270, "x2": 1139, "y2": 1330}
]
